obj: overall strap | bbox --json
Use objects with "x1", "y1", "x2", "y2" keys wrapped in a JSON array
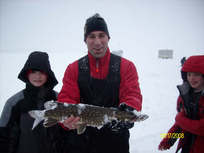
[
  {"x1": 78, "y1": 55, "x2": 92, "y2": 104},
  {"x1": 107, "y1": 53, "x2": 121, "y2": 81}
]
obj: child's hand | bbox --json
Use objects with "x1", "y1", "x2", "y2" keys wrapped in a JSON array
[{"x1": 158, "y1": 137, "x2": 172, "y2": 151}]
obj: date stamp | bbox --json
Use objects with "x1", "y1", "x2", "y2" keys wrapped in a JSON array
[{"x1": 160, "y1": 133, "x2": 184, "y2": 139}]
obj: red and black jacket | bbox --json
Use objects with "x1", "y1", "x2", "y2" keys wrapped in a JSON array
[{"x1": 58, "y1": 48, "x2": 142, "y2": 111}]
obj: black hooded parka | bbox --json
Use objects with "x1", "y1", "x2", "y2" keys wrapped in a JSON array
[{"x1": 0, "y1": 51, "x2": 58, "y2": 153}]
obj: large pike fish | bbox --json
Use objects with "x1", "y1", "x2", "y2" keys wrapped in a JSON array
[{"x1": 29, "y1": 101, "x2": 148, "y2": 134}]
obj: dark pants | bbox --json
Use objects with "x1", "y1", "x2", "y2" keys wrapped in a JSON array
[{"x1": 62, "y1": 127, "x2": 130, "y2": 153}]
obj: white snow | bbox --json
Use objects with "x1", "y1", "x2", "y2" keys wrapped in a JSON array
[
  {"x1": 103, "y1": 114, "x2": 109, "y2": 124},
  {"x1": 63, "y1": 103, "x2": 69, "y2": 107},
  {"x1": 44, "y1": 100, "x2": 58, "y2": 109},
  {"x1": 0, "y1": 0, "x2": 204, "y2": 152},
  {"x1": 77, "y1": 104, "x2": 86, "y2": 115},
  {"x1": 77, "y1": 104, "x2": 86, "y2": 110}
]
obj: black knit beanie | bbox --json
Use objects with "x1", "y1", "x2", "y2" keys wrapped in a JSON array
[{"x1": 84, "y1": 13, "x2": 110, "y2": 41}]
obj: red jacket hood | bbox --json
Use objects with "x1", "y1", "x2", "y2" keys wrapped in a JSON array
[{"x1": 182, "y1": 55, "x2": 204, "y2": 75}]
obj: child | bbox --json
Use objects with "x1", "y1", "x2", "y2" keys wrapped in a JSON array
[
  {"x1": 0, "y1": 51, "x2": 58, "y2": 153},
  {"x1": 158, "y1": 55, "x2": 204, "y2": 153}
]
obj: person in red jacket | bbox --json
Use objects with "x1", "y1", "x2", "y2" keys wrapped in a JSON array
[
  {"x1": 57, "y1": 13, "x2": 142, "y2": 153},
  {"x1": 158, "y1": 55, "x2": 204, "y2": 153}
]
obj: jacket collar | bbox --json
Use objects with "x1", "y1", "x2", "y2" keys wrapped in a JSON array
[{"x1": 88, "y1": 48, "x2": 111, "y2": 67}]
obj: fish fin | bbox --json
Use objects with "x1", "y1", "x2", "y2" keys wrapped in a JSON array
[
  {"x1": 77, "y1": 124, "x2": 86, "y2": 135},
  {"x1": 44, "y1": 118, "x2": 58, "y2": 127},
  {"x1": 28, "y1": 110, "x2": 45, "y2": 130}
]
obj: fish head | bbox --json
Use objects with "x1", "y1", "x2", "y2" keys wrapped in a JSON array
[{"x1": 114, "y1": 110, "x2": 149, "y2": 123}]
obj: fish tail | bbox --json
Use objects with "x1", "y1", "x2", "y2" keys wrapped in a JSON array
[{"x1": 28, "y1": 110, "x2": 45, "y2": 130}]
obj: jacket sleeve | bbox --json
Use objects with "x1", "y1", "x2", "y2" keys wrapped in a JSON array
[
  {"x1": 175, "y1": 112, "x2": 204, "y2": 136},
  {"x1": 58, "y1": 62, "x2": 80, "y2": 104},
  {"x1": 0, "y1": 101, "x2": 11, "y2": 152},
  {"x1": 158, "y1": 123, "x2": 181, "y2": 150},
  {"x1": 119, "y1": 59, "x2": 142, "y2": 111},
  {"x1": 0, "y1": 127, "x2": 10, "y2": 152},
  {"x1": 0, "y1": 93, "x2": 22, "y2": 153}
]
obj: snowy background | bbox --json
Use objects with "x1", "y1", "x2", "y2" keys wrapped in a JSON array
[{"x1": 0, "y1": 0, "x2": 204, "y2": 153}]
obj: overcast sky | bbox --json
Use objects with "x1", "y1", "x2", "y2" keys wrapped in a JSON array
[{"x1": 0, "y1": 0, "x2": 203, "y2": 58}]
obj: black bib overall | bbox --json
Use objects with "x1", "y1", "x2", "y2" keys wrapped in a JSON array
[{"x1": 65, "y1": 54, "x2": 130, "y2": 153}]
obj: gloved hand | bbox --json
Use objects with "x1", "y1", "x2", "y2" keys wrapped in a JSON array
[
  {"x1": 118, "y1": 103, "x2": 134, "y2": 112},
  {"x1": 158, "y1": 136, "x2": 175, "y2": 150},
  {"x1": 105, "y1": 103, "x2": 135, "y2": 131},
  {"x1": 158, "y1": 123, "x2": 181, "y2": 151}
]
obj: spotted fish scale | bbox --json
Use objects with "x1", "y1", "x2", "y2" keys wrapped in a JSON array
[{"x1": 29, "y1": 101, "x2": 149, "y2": 134}]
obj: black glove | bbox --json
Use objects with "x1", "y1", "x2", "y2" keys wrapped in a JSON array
[
  {"x1": 105, "y1": 103, "x2": 135, "y2": 131},
  {"x1": 118, "y1": 103, "x2": 134, "y2": 112}
]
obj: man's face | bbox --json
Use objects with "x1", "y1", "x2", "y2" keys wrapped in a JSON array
[{"x1": 85, "y1": 31, "x2": 109, "y2": 58}]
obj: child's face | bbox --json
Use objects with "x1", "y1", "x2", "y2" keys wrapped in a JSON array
[
  {"x1": 187, "y1": 72, "x2": 204, "y2": 92},
  {"x1": 28, "y1": 70, "x2": 47, "y2": 87}
]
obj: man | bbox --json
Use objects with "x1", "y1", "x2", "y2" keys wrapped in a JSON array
[{"x1": 58, "y1": 13, "x2": 142, "y2": 153}]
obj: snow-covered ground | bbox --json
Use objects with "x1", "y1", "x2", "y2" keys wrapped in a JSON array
[
  {"x1": 0, "y1": 51, "x2": 202, "y2": 153},
  {"x1": 129, "y1": 54, "x2": 181, "y2": 153},
  {"x1": 1, "y1": 0, "x2": 204, "y2": 152}
]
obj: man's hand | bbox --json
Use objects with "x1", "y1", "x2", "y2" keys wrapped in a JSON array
[
  {"x1": 62, "y1": 115, "x2": 80, "y2": 130},
  {"x1": 105, "y1": 103, "x2": 135, "y2": 131}
]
